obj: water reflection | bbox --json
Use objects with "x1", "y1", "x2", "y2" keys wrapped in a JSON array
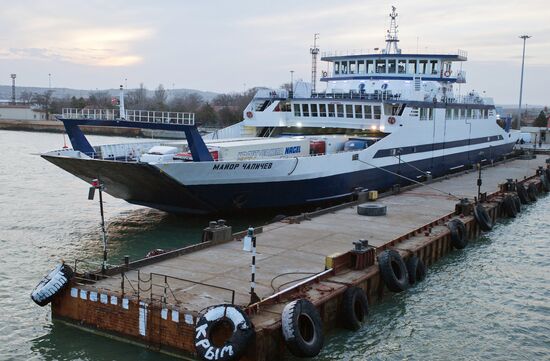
[{"x1": 31, "y1": 323, "x2": 175, "y2": 361}]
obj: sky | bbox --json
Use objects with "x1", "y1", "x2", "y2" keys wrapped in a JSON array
[{"x1": 0, "y1": 0, "x2": 548, "y2": 105}]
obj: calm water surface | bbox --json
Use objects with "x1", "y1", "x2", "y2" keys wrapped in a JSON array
[{"x1": 0, "y1": 130, "x2": 548, "y2": 360}]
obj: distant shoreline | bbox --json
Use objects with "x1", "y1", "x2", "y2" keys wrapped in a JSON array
[{"x1": 0, "y1": 119, "x2": 186, "y2": 139}]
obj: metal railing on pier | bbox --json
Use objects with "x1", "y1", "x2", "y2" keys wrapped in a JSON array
[{"x1": 71, "y1": 258, "x2": 236, "y2": 307}]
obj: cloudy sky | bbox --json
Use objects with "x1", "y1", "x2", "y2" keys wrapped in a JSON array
[{"x1": 0, "y1": 0, "x2": 548, "y2": 105}]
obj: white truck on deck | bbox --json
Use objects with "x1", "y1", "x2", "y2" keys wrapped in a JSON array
[{"x1": 208, "y1": 138, "x2": 310, "y2": 161}]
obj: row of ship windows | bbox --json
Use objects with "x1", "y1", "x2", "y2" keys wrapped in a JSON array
[
  {"x1": 293, "y1": 103, "x2": 382, "y2": 119},
  {"x1": 333, "y1": 59, "x2": 451, "y2": 76},
  {"x1": 415, "y1": 107, "x2": 491, "y2": 120}
]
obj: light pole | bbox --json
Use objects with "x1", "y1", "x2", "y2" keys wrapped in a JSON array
[
  {"x1": 48, "y1": 73, "x2": 51, "y2": 89},
  {"x1": 517, "y1": 35, "x2": 531, "y2": 129}
]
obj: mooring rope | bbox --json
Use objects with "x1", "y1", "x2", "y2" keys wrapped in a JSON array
[
  {"x1": 392, "y1": 154, "x2": 431, "y2": 176},
  {"x1": 356, "y1": 158, "x2": 461, "y2": 200}
]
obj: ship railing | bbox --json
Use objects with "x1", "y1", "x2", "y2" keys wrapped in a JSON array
[
  {"x1": 61, "y1": 108, "x2": 195, "y2": 126},
  {"x1": 321, "y1": 48, "x2": 468, "y2": 58},
  {"x1": 254, "y1": 89, "x2": 289, "y2": 99},
  {"x1": 125, "y1": 110, "x2": 195, "y2": 125},
  {"x1": 310, "y1": 91, "x2": 401, "y2": 101},
  {"x1": 62, "y1": 108, "x2": 119, "y2": 120}
]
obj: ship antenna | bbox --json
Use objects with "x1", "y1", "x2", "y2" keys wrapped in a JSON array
[
  {"x1": 310, "y1": 33, "x2": 320, "y2": 94},
  {"x1": 385, "y1": 6, "x2": 401, "y2": 54}
]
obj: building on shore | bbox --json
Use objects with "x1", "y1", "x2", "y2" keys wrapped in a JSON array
[
  {"x1": 0, "y1": 104, "x2": 47, "y2": 121},
  {"x1": 520, "y1": 126, "x2": 550, "y2": 145}
]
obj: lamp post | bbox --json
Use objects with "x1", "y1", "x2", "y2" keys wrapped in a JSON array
[{"x1": 517, "y1": 35, "x2": 531, "y2": 129}]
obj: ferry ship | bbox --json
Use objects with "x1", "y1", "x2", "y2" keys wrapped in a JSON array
[{"x1": 42, "y1": 8, "x2": 518, "y2": 214}]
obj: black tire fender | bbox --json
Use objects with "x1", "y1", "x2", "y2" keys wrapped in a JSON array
[
  {"x1": 517, "y1": 184, "x2": 530, "y2": 205},
  {"x1": 31, "y1": 263, "x2": 74, "y2": 307},
  {"x1": 513, "y1": 195, "x2": 522, "y2": 213},
  {"x1": 447, "y1": 219, "x2": 468, "y2": 249},
  {"x1": 378, "y1": 249, "x2": 409, "y2": 292},
  {"x1": 502, "y1": 195, "x2": 517, "y2": 218},
  {"x1": 527, "y1": 183, "x2": 538, "y2": 202},
  {"x1": 281, "y1": 299, "x2": 324, "y2": 358},
  {"x1": 540, "y1": 174, "x2": 550, "y2": 192},
  {"x1": 406, "y1": 255, "x2": 426, "y2": 284},
  {"x1": 195, "y1": 304, "x2": 254, "y2": 361},
  {"x1": 341, "y1": 287, "x2": 369, "y2": 331},
  {"x1": 474, "y1": 204, "x2": 493, "y2": 231}
]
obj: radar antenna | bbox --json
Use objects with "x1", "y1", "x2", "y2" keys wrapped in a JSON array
[
  {"x1": 310, "y1": 33, "x2": 320, "y2": 93},
  {"x1": 385, "y1": 6, "x2": 401, "y2": 54}
]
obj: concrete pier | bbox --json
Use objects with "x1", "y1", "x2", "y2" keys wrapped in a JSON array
[{"x1": 50, "y1": 156, "x2": 548, "y2": 360}]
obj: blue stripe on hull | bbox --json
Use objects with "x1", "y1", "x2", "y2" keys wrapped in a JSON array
[{"x1": 187, "y1": 143, "x2": 514, "y2": 212}]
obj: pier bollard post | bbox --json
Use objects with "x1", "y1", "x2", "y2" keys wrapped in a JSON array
[
  {"x1": 246, "y1": 227, "x2": 260, "y2": 305},
  {"x1": 89, "y1": 178, "x2": 108, "y2": 274}
]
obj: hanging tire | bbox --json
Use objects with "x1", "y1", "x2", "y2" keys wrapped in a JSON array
[
  {"x1": 340, "y1": 287, "x2": 369, "y2": 331},
  {"x1": 540, "y1": 174, "x2": 550, "y2": 192},
  {"x1": 282, "y1": 299, "x2": 324, "y2": 358},
  {"x1": 378, "y1": 249, "x2": 409, "y2": 292},
  {"x1": 513, "y1": 195, "x2": 522, "y2": 213},
  {"x1": 447, "y1": 219, "x2": 468, "y2": 249},
  {"x1": 31, "y1": 263, "x2": 74, "y2": 307},
  {"x1": 195, "y1": 304, "x2": 254, "y2": 361},
  {"x1": 517, "y1": 184, "x2": 530, "y2": 204},
  {"x1": 527, "y1": 183, "x2": 538, "y2": 202},
  {"x1": 502, "y1": 195, "x2": 517, "y2": 218},
  {"x1": 406, "y1": 255, "x2": 426, "y2": 285},
  {"x1": 474, "y1": 204, "x2": 493, "y2": 231}
]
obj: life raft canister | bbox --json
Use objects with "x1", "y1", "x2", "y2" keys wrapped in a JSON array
[
  {"x1": 31, "y1": 263, "x2": 74, "y2": 307},
  {"x1": 246, "y1": 111, "x2": 253, "y2": 119},
  {"x1": 388, "y1": 116, "x2": 396, "y2": 125},
  {"x1": 195, "y1": 304, "x2": 254, "y2": 361}
]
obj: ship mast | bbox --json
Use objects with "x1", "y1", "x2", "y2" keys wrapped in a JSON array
[
  {"x1": 385, "y1": 6, "x2": 401, "y2": 54},
  {"x1": 310, "y1": 33, "x2": 320, "y2": 93}
]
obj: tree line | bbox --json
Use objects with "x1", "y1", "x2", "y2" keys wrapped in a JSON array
[{"x1": 20, "y1": 84, "x2": 259, "y2": 127}]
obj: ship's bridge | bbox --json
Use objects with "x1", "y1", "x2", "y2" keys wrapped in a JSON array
[{"x1": 320, "y1": 51, "x2": 467, "y2": 84}]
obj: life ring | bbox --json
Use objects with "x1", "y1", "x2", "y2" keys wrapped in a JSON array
[
  {"x1": 322, "y1": 71, "x2": 328, "y2": 77},
  {"x1": 388, "y1": 116, "x2": 396, "y2": 125},
  {"x1": 340, "y1": 287, "x2": 369, "y2": 331},
  {"x1": 377, "y1": 249, "x2": 408, "y2": 292},
  {"x1": 502, "y1": 195, "x2": 517, "y2": 218},
  {"x1": 195, "y1": 304, "x2": 254, "y2": 361},
  {"x1": 282, "y1": 299, "x2": 324, "y2": 357},
  {"x1": 447, "y1": 219, "x2": 467, "y2": 249},
  {"x1": 31, "y1": 263, "x2": 74, "y2": 306},
  {"x1": 444, "y1": 70, "x2": 452, "y2": 77},
  {"x1": 517, "y1": 183, "x2": 530, "y2": 205},
  {"x1": 245, "y1": 111, "x2": 253, "y2": 119},
  {"x1": 527, "y1": 183, "x2": 538, "y2": 202},
  {"x1": 473, "y1": 204, "x2": 493, "y2": 231},
  {"x1": 406, "y1": 255, "x2": 426, "y2": 285}
]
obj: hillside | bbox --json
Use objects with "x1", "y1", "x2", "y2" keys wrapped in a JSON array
[{"x1": 0, "y1": 85, "x2": 219, "y2": 102}]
